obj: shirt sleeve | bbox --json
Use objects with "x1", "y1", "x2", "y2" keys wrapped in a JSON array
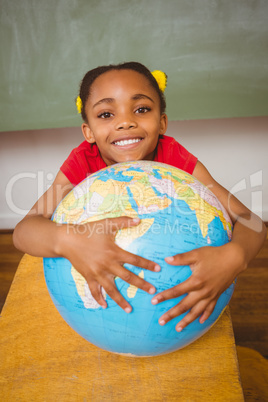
[
  {"x1": 60, "y1": 149, "x2": 84, "y2": 186},
  {"x1": 175, "y1": 141, "x2": 198, "y2": 174},
  {"x1": 60, "y1": 147, "x2": 88, "y2": 186},
  {"x1": 155, "y1": 135, "x2": 198, "y2": 175},
  {"x1": 60, "y1": 141, "x2": 107, "y2": 186}
]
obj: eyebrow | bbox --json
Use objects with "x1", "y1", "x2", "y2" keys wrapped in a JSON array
[
  {"x1": 93, "y1": 98, "x2": 114, "y2": 108},
  {"x1": 131, "y1": 94, "x2": 155, "y2": 103},
  {"x1": 93, "y1": 94, "x2": 155, "y2": 108}
]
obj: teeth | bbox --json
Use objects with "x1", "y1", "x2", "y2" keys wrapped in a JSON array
[{"x1": 114, "y1": 138, "x2": 141, "y2": 146}]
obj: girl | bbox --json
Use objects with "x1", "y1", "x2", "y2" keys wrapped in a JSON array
[{"x1": 13, "y1": 62, "x2": 266, "y2": 333}]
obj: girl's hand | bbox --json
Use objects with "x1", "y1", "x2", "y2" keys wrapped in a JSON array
[
  {"x1": 151, "y1": 243, "x2": 246, "y2": 331},
  {"x1": 61, "y1": 216, "x2": 160, "y2": 313}
]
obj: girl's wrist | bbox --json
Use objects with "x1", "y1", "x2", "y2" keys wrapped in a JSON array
[
  {"x1": 227, "y1": 241, "x2": 248, "y2": 274},
  {"x1": 53, "y1": 223, "x2": 75, "y2": 258}
]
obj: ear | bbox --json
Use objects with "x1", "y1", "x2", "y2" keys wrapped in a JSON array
[
  {"x1": 159, "y1": 113, "x2": 168, "y2": 135},
  {"x1": 81, "y1": 123, "x2": 96, "y2": 144}
]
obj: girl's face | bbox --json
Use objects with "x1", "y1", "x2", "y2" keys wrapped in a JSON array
[{"x1": 81, "y1": 69, "x2": 168, "y2": 166}]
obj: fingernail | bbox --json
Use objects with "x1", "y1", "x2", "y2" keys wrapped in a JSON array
[
  {"x1": 132, "y1": 218, "x2": 140, "y2": 223},
  {"x1": 154, "y1": 264, "x2": 161, "y2": 272},
  {"x1": 165, "y1": 256, "x2": 174, "y2": 263},
  {"x1": 151, "y1": 298, "x2": 158, "y2": 305},
  {"x1": 159, "y1": 319, "x2": 165, "y2": 326},
  {"x1": 125, "y1": 307, "x2": 132, "y2": 313},
  {"x1": 176, "y1": 326, "x2": 183, "y2": 332},
  {"x1": 149, "y1": 287, "x2": 156, "y2": 294}
]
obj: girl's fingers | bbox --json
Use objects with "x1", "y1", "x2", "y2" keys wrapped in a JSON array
[
  {"x1": 175, "y1": 299, "x2": 217, "y2": 331},
  {"x1": 87, "y1": 279, "x2": 107, "y2": 309},
  {"x1": 165, "y1": 250, "x2": 198, "y2": 266},
  {"x1": 111, "y1": 261, "x2": 157, "y2": 295},
  {"x1": 151, "y1": 277, "x2": 198, "y2": 305},
  {"x1": 120, "y1": 248, "x2": 161, "y2": 273},
  {"x1": 159, "y1": 297, "x2": 210, "y2": 329},
  {"x1": 157, "y1": 293, "x2": 198, "y2": 326},
  {"x1": 100, "y1": 277, "x2": 133, "y2": 313},
  {"x1": 199, "y1": 300, "x2": 217, "y2": 324},
  {"x1": 87, "y1": 273, "x2": 133, "y2": 313}
]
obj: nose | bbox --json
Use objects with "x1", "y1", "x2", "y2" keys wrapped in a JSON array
[{"x1": 115, "y1": 115, "x2": 137, "y2": 130}]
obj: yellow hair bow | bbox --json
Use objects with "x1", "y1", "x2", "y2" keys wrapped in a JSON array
[
  {"x1": 76, "y1": 96, "x2": 83, "y2": 114},
  {"x1": 151, "y1": 70, "x2": 167, "y2": 92}
]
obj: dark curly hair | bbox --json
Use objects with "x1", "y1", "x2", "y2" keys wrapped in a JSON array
[{"x1": 77, "y1": 62, "x2": 167, "y2": 122}]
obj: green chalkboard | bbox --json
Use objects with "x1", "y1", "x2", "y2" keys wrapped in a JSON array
[{"x1": 1, "y1": 0, "x2": 268, "y2": 131}]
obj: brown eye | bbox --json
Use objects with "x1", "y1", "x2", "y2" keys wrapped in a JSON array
[
  {"x1": 98, "y1": 112, "x2": 113, "y2": 119},
  {"x1": 135, "y1": 107, "x2": 151, "y2": 114}
]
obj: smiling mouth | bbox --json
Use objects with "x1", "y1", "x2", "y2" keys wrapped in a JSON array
[{"x1": 113, "y1": 138, "x2": 142, "y2": 146}]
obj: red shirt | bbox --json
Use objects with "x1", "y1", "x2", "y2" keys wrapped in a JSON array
[{"x1": 60, "y1": 134, "x2": 197, "y2": 186}]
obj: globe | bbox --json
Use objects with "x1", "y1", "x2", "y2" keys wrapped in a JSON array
[{"x1": 43, "y1": 160, "x2": 234, "y2": 357}]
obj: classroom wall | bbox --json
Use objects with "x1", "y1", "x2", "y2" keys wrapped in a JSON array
[
  {"x1": 1, "y1": 116, "x2": 267, "y2": 229},
  {"x1": 1, "y1": 0, "x2": 268, "y2": 131}
]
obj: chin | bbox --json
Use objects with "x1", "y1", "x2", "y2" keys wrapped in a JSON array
[{"x1": 116, "y1": 155, "x2": 140, "y2": 163}]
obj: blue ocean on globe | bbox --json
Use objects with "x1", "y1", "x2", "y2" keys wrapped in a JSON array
[{"x1": 43, "y1": 161, "x2": 234, "y2": 357}]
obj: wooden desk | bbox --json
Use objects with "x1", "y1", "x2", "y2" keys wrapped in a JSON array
[{"x1": 0, "y1": 254, "x2": 244, "y2": 401}]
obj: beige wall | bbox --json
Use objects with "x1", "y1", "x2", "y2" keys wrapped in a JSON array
[{"x1": 1, "y1": 116, "x2": 267, "y2": 229}]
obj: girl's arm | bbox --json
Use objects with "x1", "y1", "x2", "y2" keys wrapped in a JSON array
[
  {"x1": 13, "y1": 171, "x2": 160, "y2": 312},
  {"x1": 151, "y1": 161, "x2": 267, "y2": 331},
  {"x1": 13, "y1": 170, "x2": 73, "y2": 257}
]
